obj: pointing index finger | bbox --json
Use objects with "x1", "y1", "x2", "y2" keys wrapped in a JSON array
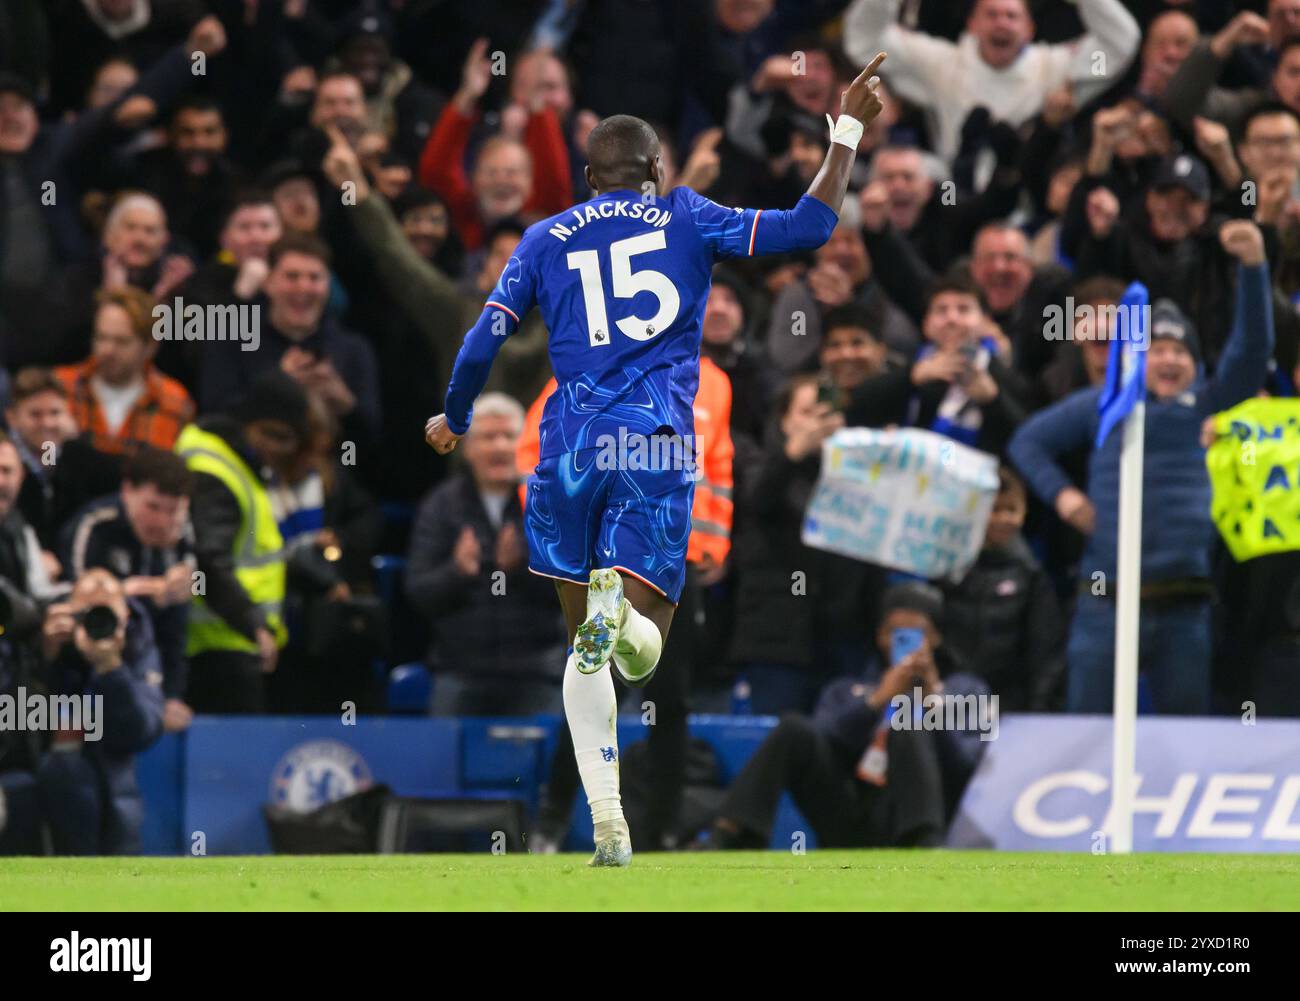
[
  {"x1": 856, "y1": 51, "x2": 887, "y2": 85},
  {"x1": 322, "y1": 122, "x2": 350, "y2": 149}
]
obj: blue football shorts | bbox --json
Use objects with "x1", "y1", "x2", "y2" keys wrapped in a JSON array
[{"x1": 524, "y1": 445, "x2": 695, "y2": 604}]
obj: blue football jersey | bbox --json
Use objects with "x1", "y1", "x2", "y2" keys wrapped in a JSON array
[{"x1": 445, "y1": 186, "x2": 836, "y2": 453}]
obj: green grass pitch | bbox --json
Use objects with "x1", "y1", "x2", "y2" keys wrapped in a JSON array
[{"x1": 2, "y1": 851, "x2": 1298, "y2": 910}]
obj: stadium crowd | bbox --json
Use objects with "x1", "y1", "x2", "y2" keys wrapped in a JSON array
[{"x1": 2, "y1": 0, "x2": 1300, "y2": 854}]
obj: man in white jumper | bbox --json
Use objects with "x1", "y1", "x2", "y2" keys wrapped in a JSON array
[{"x1": 844, "y1": 0, "x2": 1141, "y2": 165}]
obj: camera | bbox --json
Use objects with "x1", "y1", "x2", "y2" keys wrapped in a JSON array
[{"x1": 74, "y1": 605, "x2": 120, "y2": 642}]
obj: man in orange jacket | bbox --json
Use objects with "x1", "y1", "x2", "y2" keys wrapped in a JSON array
[{"x1": 518, "y1": 357, "x2": 735, "y2": 850}]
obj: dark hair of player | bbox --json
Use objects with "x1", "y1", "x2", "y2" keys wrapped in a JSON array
[{"x1": 585, "y1": 115, "x2": 662, "y2": 194}]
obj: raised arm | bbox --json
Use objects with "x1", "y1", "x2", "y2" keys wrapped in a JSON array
[
  {"x1": 1202, "y1": 221, "x2": 1275, "y2": 415},
  {"x1": 806, "y1": 52, "x2": 887, "y2": 216},
  {"x1": 719, "y1": 52, "x2": 888, "y2": 258},
  {"x1": 1067, "y1": 0, "x2": 1142, "y2": 105},
  {"x1": 843, "y1": 0, "x2": 947, "y2": 108}
]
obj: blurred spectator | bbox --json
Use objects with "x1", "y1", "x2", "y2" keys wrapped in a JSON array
[
  {"x1": 551, "y1": 0, "x2": 739, "y2": 127},
  {"x1": 1038, "y1": 276, "x2": 1124, "y2": 405},
  {"x1": 62, "y1": 447, "x2": 194, "y2": 732},
  {"x1": 1055, "y1": 97, "x2": 1176, "y2": 274},
  {"x1": 509, "y1": 47, "x2": 587, "y2": 198},
  {"x1": 1069, "y1": 151, "x2": 1255, "y2": 368},
  {"x1": 0, "y1": 436, "x2": 52, "y2": 854},
  {"x1": 766, "y1": 222, "x2": 918, "y2": 376},
  {"x1": 165, "y1": 191, "x2": 283, "y2": 392},
  {"x1": 699, "y1": 582, "x2": 986, "y2": 849},
  {"x1": 818, "y1": 304, "x2": 913, "y2": 429},
  {"x1": 177, "y1": 371, "x2": 302, "y2": 714},
  {"x1": 24, "y1": 191, "x2": 195, "y2": 370},
  {"x1": 1, "y1": 63, "x2": 195, "y2": 364},
  {"x1": 940, "y1": 466, "x2": 1064, "y2": 711},
  {"x1": 5, "y1": 368, "x2": 121, "y2": 553},
  {"x1": 128, "y1": 96, "x2": 241, "y2": 258},
  {"x1": 36, "y1": 568, "x2": 164, "y2": 854},
  {"x1": 1010, "y1": 221, "x2": 1274, "y2": 714},
  {"x1": 701, "y1": 270, "x2": 771, "y2": 460},
  {"x1": 858, "y1": 143, "x2": 1020, "y2": 276},
  {"x1": 418, "y1": 39, "x2": 571, "y2": 250},
  {"x1": 405, "y1": 393, "x2": 566, "y2": 715},
  {"x1": 46, "y1": 1, "x2": 208, "y2": 117},
  {"x1": 870, "y1": 220, "x2": 1070, "y2": 382},
  {"x1": 844, "y1": 0, "x2": 1140, "y2": 165},
  {"x1": 728, "y1": 35, "x2": 851, "y2": 165},
  {"x1": 391, "y1": 186, "x2": 462, "y2": 275},
  {"x1": 0, "y1": 428, "x2": 57, "y2": 600},
  {"x1": 820, "y1": 304, "x2": 887, "y2": 392},
  {"x1": 1027, "y1": 152, "x2": 1084, "y2": 268},
  {"x1": 353, "y1": 128, "x2": 412, "y2": 201},
  {"x1": 331, "y1": 24, "x2": 441, "y2": 164},
  {"x1": 266, "y1": 390, "x2": 382, "y2": 714},
  {"x1": 904, "y1": 273, "x2": 1029, "y2": 455},
  {"x1": 55, "y1": 286, "x2": 195, "y2": 456},
  {"x1": 1164, "y1": 11, "x2": 1300, "y2": 134},
  {"x1": 729, "y1": 374, "x2": 884, "y2": 714},
  {"x1": 198, "y1": 232, "x2": 381, "y2": 443},
  {"x1": 1133, "y1": 10, "x2": 1199, "y2": 104},
  {"x1": 264, "y1": 159, "x2": 322, "y2": 237},
  {"x1": 319, "y1": 133, "x2": 541, "y2": 500}
]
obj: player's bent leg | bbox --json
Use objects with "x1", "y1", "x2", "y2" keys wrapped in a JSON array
[
  {"x1": 574, "y1": 568, "x2": 623, "y2": 674},
  {"x1": 556, "y1": 580, "x2": 632, "y2": 867},
  {"x1": 610, "y1": 573, "x2": 675, "y2": 688}
]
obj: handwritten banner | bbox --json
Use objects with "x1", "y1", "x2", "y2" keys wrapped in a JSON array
[{"x1": 801, "y1": 428, "x2": 1000, "y2": 582}]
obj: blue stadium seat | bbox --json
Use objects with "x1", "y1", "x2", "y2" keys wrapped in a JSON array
[
  {"x1": 388, "y1": 662, "x2": 432, "y2": 713},
  {"x1": 371, "y1": 554, "x2": 407, "y2": 607},
  {"x1": 371, "y1": 554, "x2": 430, "y2": 670}
]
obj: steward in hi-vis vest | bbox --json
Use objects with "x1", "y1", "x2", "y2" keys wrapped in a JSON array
[
  {"x1": 175, "y1": 371, "x2": 307, "y2": 713},
  {"x1": 515, "y1": 355, "x2": 735, "y2": 571}
]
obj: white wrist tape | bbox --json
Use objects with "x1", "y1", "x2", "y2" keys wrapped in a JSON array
[{"x1": 825, "y1": 113, "x2": 864, "y2": 150}]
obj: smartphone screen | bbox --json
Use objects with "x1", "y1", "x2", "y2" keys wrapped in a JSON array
[
  {"x1": 890, "y1": 626, "x2": 925, "y2": 665},
  {"x1": 816, "y1": 376, "x2": 841, "y2": 412}
]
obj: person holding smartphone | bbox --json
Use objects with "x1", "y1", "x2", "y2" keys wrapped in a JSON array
[{"x1": 696, "y1": 582, "x2": 991, "y2": 850}]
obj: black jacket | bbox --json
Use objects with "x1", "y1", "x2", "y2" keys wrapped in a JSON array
[
  {"x1": 197, "y1": 311, "x2": 382, "y2": 447},
  {"x1": 60, "y1": 494, "x2": 193, "y2": 700},
  {"x1": 14, "y1": 437, "x2": 121, "y2": 552},
  {"x1": 39, "y1": 598, "x2": 165, "y2": 854},
  {"x1": 185, "y1": 415, "x2": 273, "y2": 645},
  {"x1": 728, "y1": 431, "x2": 884, "y2": 668},
  {"x1": 939, "y1": 535, "x2": 1066, "y2": 712},
  {"x1": 404, "y1": 472, "x2": 565, "y2": 678}
]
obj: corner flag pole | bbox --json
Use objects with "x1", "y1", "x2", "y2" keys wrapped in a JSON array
[
  {"x1": 1110, "y1": 398, "x2": 1144, "y2": 854},
  {"x1": 1100, "y1": 282, "x2": 1149, "y2": 857}
]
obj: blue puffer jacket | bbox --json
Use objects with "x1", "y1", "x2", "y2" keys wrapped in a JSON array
[{"x1": 1009, "y1": 262, "x2": 1274, "y2": 584}]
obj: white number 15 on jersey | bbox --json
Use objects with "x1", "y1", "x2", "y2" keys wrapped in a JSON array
[{"x1": 566, "y1": 231, "x2": 681, "y2": 347}]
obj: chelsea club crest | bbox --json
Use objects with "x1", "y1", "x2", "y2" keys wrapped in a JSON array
[{"x1": 269, "y1": 739, "x2": 372, "y2": 812}]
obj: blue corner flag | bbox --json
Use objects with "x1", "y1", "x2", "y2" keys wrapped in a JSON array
[{"x1": 1095, "y1": 282, "x2": 1149, "y2": 449}]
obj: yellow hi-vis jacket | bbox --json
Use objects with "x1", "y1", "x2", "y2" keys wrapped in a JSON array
[
  {"x1": 515, "y1": 356, "x2": 735, "y2": 565},
  {"x1": 175, "y1": 423, "x2": 287, "y2": 656}
]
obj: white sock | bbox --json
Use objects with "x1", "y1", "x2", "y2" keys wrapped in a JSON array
[
  {"x1": 612, "y1": 601, "x2": 663, "y2": 684},
  {"x1": 563, "y1": 651, "x2": 624, "y2": 827}
]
